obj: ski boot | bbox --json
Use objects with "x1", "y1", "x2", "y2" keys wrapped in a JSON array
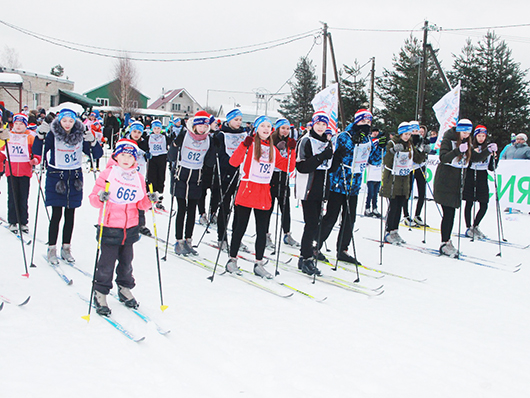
[{"x1": 118, "y1": 285, "x2": 139, "y2": 309}]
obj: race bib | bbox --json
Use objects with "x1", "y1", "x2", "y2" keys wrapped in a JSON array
[
  {"x1": 223, "y1": 132, "x2": 248, "y2": 157},
  {"x1": 136, "y1": 147, "x2": 147, "y2": 177},
  {"x1": 352, "y1": 141, "x2": 371, "y2": 174},
  {"x1": 307, "y1": 136, "x2": 331, "y2": 170},
  {"x1": 149, "y1": 134, "x2": 167, "y2": 156},
  {"x1": 446, "y1": 141, "x2": 469, "y2": 169},
  {"x1": 391, "y1": 150, "x2": 413, "y2": 176},
  {"x1": 246, "y1": 146, "x2": 275, "y2": 184},
  {"x1": 7, "y1": 133, "x2": 30, "y2": 163},
  {"x1": 470, "y1": 152, "x2": 490, "y2": 171},
  {"x1": 179, "y1": 133, "x2": 210, "y2": 170},
  {"x1": 108, "y1": 165, "x2": 143, "y2": 205},
  {"x1": 366, "y1": 164, "x2": 382, "y2": 182},
  {"x1": 54, "y1": 136, "x2": 83, "y2": 169}
]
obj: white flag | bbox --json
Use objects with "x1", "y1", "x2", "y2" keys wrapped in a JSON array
[
  {"x1": 432, "y1": 82, "x2": 461, "y2": 149},
  {"x1": 311, "y1": 83, "x2": 339, "y2": 133}
]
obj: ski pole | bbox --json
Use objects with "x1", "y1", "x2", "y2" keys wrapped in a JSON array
[
  {"x1": 4, "y1": 140, "x2": 30, "y2": 277},
  {"x1": 456, "y1": 166, "x2": 465, "y2": 259},
  {"x1": 471, "y1": 169, "x2": 476, "y2": 242},
  {"x1": 492, "y1": 155, "x2": 503, "y2": 256},
  {"x1": 161, "y1": 162, "x2": 177, "y2": 261},
  {"x1": 422, "y1": 166, "x2": 428, "y2": 244},
  {"x1": 149, "y1": 184, "x2": 168, "y2": 311},
  {"x1": 274, "y1": 147, "x2": 293, "y2": 276},
  {"x1": 83, "y1": 181, "x2": 110, "y2": 322},
  {"x1": 29, "y1": 164, "x2": 45, "y2": 268}
]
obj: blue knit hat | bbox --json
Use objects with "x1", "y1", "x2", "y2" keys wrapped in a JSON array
[
  {"x1": 151, "y1": 119, "x2": 163, "y2": 129},
  {"x1": 13, "y1": 113, "x2": 28, "y2": 126},
  {"x1": 409, "y1": 120, "x2": 420, "y2": 131},
  {"x1": 456, "y1": 119, "x2": 473, "y2": 133},
  {"x1": 311, "y1": 111, "x2": 329, "y2": 126},
  {"x1": 254, "y1": 115, "x2": 272, "y2": 130},
  {"x1": 397, "y1": 122, "x2": 411, "y2": 135},
  {"x1": 129, "y1": 121, "x2": 144, "y2": 132},
  {"x1": 226, "y1": 108, "x2": 243, "y2": 122},
  {"x1": 114, "y1": 139, "x2": 139, "y2": 160},
  {"x1": 275, "y1": 118, "x2": 290, "y2": 130},
  {"x1": 474, "y1": 125, "x2": 487, "y2": 136},
  {"x1": 57, "y1": 109, "x2": 77, "y2": 122},
  {"x1": 354, "y1": 109, "x2": 373, "y2": 125}
]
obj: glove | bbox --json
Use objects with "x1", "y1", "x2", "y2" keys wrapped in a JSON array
[
  {"x1": 352, "y1": 131, "x2": 367, "y2": 145},
  {"x1": 276, "y1": 141, "x2": 286, "y2": 151},
  {"x1": 421, "y1": 144, "x2": 431, "y2": 153},
  {"x1": 145, "y1": 151, "x2": 153, "y2": 160},
  {"x1": 84, "y1": 129, "x2": 96, "y2": 143},
  {"x1": 287, "y1": 138, "x2": 297, "y2": 150},
  {"x1": 147, "y1": 192, "x2": 160, "y2": 203},
  {"x1": 378, "y1": 135, "x2": 387, "y2": 148},
  {"x1": 316, "y1": 144, "x2": 333, "y2": 162},
  {"x1": 174, "y1": 134, "x2": 184, "y2": 148},
  {"x1": 0, "y1": 128, "x2": 9, "y2": 141},
  {"x1": 37, "y1": 121, "x2": 50, "y2": 140},
  {"x1": 98, "y1": 190, "x2": 110, "y2": 202},
  {"x1": 243, "y1": 135, "x2": 254, "y2": 147},
  {"x1": 211, "y1": 134, "x2": 221, "y2": 148},
  {"x1": 391, "y1": 143, "x2": 404, "y2": 153},
  {"x1": 334, "y1": 144, "x2": 347, "y2": 161},
  {"x1": 29, "y1": 157, "x2": 40, "y2": 166},
  {"x1": 487, "y1": 143, "x2": 498, "y2": 153},
  {"x1": 459, "y1": 142, "x2": 468, "y2": 153}
]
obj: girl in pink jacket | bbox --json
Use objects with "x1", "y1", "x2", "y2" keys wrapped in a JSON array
[{"x1": 89, "y1": 139, "x2": 157, "y2": 316}]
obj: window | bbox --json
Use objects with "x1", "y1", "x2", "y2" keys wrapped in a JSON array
[
  {"x1": 50, "y1": 95, "x2": 58, "y2": 107},
  {"x1": 33, "y1": 93, "x2": 41, "y2": 109},
  {"x1": 172, "y1": 103, "x2": 181, "y2": 111},
  {"x1": 96, "y1": 98, "x2": 109, "y2": 106},
  {"x1": 187, "y1": 105, "x2": 190, "y2": 111},
  {"x1": 126, "y1": 100, "x2": 138, "y2": 109},
  {"x1": 179, "y1": 93, "x2": 183, "y2": 98}
]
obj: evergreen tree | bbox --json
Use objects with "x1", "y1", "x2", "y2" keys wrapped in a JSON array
[
  {"x1": 340, "y1": 61, "x2": 369, "y2": 126},
  {"x1": 377, "y1": 35, "x2": 446, "y2": 133},
  {"x1": 279, "y1": 57, "x2": 319, "y2": 126},
  {"x1": 451, "y1": 32, "x2": 530, "y2": 147}
]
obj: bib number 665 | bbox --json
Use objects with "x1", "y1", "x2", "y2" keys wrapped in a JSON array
[{"x1": 117, "y1": 187, "x2": 137, "y2": 201}]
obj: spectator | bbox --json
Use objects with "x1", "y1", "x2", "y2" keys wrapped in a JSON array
[
  {"x1": 500, "y1": 133, "x2": 530, "y2": 160},
  {"x1": 104, "y1": 111, "x2": 121, "y2": 148}
]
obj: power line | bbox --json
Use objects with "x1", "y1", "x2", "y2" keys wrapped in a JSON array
[
  {"x1": 442, "y1": 23, "x2": 530, "y2": 31},
  {"x1": 0, "y1": 19, "x2": 318, "y2": 62}
]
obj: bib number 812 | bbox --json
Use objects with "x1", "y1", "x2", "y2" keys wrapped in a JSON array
[
  {"x1": 116, "y1": 187, "x2": 137, "y2": 201},
  {"x1": 64, "y1": 152, "x2": 77, "y2": 163}
]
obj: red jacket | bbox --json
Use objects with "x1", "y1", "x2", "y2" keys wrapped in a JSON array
[
  {"x1": 229, "y1": 139, "x2": 295, "y2": 210},
  {"x1": 0, "y1": 131, "x2": 40, "y2": 177}
]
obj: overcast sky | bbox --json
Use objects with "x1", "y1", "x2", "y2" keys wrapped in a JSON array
[{"x1": 2, "y1": 0, "x2": 530, "y2": 114}]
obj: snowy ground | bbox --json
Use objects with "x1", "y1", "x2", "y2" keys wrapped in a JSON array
[{"x1": 0, "y1": 157, "x2": 528, "y2": 398}]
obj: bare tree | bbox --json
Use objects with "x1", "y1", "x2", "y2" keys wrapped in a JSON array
[
  {"x1": 112, "y1": 53, "x2": 139, "y2": 118},
  {"x1": 1, "y1": 46, "x2": 22, "y2": 69}
]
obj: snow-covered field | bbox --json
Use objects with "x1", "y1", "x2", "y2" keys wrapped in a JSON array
[{"x1": 0, "y1": 160, "x2": 528, "y2": 398}]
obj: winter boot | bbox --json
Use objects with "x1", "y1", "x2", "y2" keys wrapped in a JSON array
[
  {"x1": 199, "y1": 213, "x2": 208, "y2": 226},
  {"x1": 211, "y1": 214, "x2": 218, "y2": 225},
  {"x1": 337, "y1": 251, "x2": 360, "y2": 265},
  {"x1": 93, "y1": 291, "x2": 111, "y2": 316},
  {"x1": 20, "y1": 224, "x2": 29, "y2": 234},
  {"x1": 118, "y1": 285, "x2": 139, "y2": 309},
  {"x1": 371, "y1": 208, "x2": 382, "y2": 218},
  {"x1": 61, "y1": 243, "x2": 75, "y2": 263},
  {"x1": 283, "y1": 232, "x2": 300, "y2": 247},
  {"x1": 440, "y1": 240, "x2": 458, "y2": 258},
  {"x1": 47, "y1": 245, "x2": 60, "y2": 265},
  {"x1": 225, "y1": 258, "x2": 242, "y2": 275},
  {"x1": 413, "y1": 216, "x2": 428, "y2": 227},
  {"x1": 254, "y1": 259, "x2": 272, "y2": 279},
  {"x1": 393, "y1": 230, "x2": 406, "y2": 244},
  {"x1": 265, "y1": 233, "x2": 275, "y2": 249},
  {"x1": 403, "y1": 216, "x2": 416, "y2": 227},
  {"x1": 174, "y1": 240, "x2": 188, "y2": 255},
  {"x1": 364, "y1": 208, "x2": 373, "y2": 217},
  {"x1": 139, "y1": 226, "x2": 152, "y2": 237},
  {"x1": 465, "y1": 227, "x2": 475, "y2": 239},
  {"x1": 8, "y1": 223, "x2": 18, "y2": 232},
  {"x1": 300, "y1": 258, "x2": 321, "y2": 276},
  {"x1": 473, "y1": 226, "x2": 486, "y2": 239},
  {"x1": 184, "y1": 239, "x2": 198, "y2": 256},
  {"x1": 156, "y1": 202, "x2": 165, "y2": 211},
  {"x1": 384, "y1": 230, "x2": 401, "y2": 245}
]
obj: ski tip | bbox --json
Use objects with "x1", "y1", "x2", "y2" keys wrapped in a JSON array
[
  {"x1": 21, "y1": 273, "x2": 30, "y2": 278},
  {"x1": 134, "y1": 336, "x2": 146, "y2": 343},
  {"x1": 67, "y1": 279, "x2": 74, "y2": 286},
  {"x1": 19, "y1": 296, "x2": 31, "y2": 306},
  {"x1": 160, "y1": 305, "x2": 169, "y2": 312},
  {"x1": 81, "y1": 315, "x2": 91, "y2": 323},
  {"x1": 0, "y1": 302, "x2": 3, "y2": 311}
]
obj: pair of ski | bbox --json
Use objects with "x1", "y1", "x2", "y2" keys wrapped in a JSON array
[
  {"x1": 399, "y1": 222, "x2": 529, "y2": 250},
  {"x1": 79, "y1": 293, "x2": 170, "y2": 343},
  {"x1": 364, "y1": 237, "x2": 521, "y2": 273},
  {"x1": 205, "y1": 241, "x2": 382, "y2": 298},
  {"x1": 0, "y1": 294, "x2": 31, "y2": 311},
  {"x1": 0, "y1": 218, "x2": 32, "y2": 245}
]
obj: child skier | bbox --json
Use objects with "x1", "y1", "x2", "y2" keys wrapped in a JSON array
[
  {"x1": 167, "y1": 111, "x2": 216, "y2": 255},
  {"x1": 295, "y1": 111, "x2": 334, "y2": 276},
  {"x1": 0, "y1": 113, "x2": 40, "y2": 233},
  {"x1": 32, "y1": 108, "x2": 103, "y2": 264},
  {"x1": 89, "y1": 139, "x2": 156, "y2": 316},
  {"x1": 365, "y1": 128, "x2": 386, "y2": 217},
  {"x1": 265, "y1": 118, "x2": 300, "y2": 248},
  {"x1": 147, "y1": 119, "x2": 170, "y2": 209},
  {"x1": 380, "y1": 122, "x2": 426, "y2": 244},
  {"x1": 225, "y1": 115, "x2": 296, "y2": 278},
  {"x1": 463, "y1": 125, "x2": 497, "y2": 239}
]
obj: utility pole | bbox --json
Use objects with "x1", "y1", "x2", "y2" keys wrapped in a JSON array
[
  {"x1": 327, "y1": 32, "x2": 346, "y2": 130},
  {"x1": 369, "y1": 57, "x2": 376, "y2": 114},
  {"x1": 417, "y1": 20, "x2": 429, "y2": 123},
  {"x1": 321, "y1": 22, "x2": 328, "y2": 90}
]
